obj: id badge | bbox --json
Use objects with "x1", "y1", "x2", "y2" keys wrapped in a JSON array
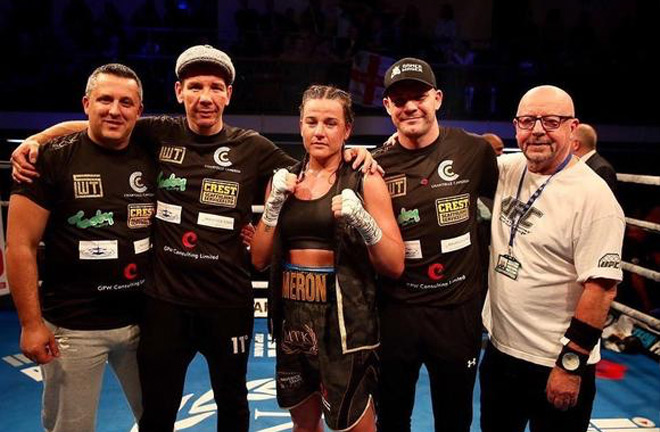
[{"x1": 495, "y1": 254, "x2": 522, "y2": 280}]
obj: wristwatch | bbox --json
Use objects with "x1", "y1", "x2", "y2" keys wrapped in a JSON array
[{"x1": 556, "y1": 343, "x2": 589, "y2": 375}]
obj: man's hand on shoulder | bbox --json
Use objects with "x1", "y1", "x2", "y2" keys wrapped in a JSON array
[
  {"x1": 11, "y1": 139, "x2": 41, "y2": 183},
  {"x1": 343, "y1": 147, "x2": 384, "y2": 175}
]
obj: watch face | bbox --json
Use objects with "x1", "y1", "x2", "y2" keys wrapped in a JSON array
[{"x1": 561, "y1": 352, "x2": 581, "y2": 371}]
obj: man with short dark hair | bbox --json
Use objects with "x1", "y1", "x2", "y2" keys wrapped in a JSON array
[
  {"x1": 373, "y1": 57, "x2": 498, "y2": 432},
  {"x1": 6, "y1": 63, "x2": 154, "y2": 432},
  {"x1": 571, "y1": 123, "x2": 618, "y2": 196},
  {"x1": 481, "y1": 85, "x2": 625, "y2": 432}
]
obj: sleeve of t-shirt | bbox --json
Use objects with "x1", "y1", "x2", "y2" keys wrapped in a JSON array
[
  {"x1": 479, "y1": 141, "x2": 499, "y2": 199},
  {"x1": 10, "y1": 144, "x2": 58, "y2": 211},
  {"x1": 255, "y1": 135, "x2": 297, "y2": 182},
  {"x1": 573, "y1": 197, "x2": 625, "y2": 283}
]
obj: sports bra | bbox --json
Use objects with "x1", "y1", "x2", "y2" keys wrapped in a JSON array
[{"x1": 278, "y1": 187, "x2": 335, "y2": 250}]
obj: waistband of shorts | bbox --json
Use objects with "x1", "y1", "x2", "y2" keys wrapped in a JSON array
[
  {"x1": 282, "y1": 263, "x2": 335, "y2": 303},
  {"x1": 283, "y1": 262, "x2": 335, "y2": 274}
]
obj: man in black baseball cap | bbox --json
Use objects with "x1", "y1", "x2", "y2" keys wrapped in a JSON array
[
  {"x1": 373, "y1": 57, "x2": 499, "y2": 432},
  {"x1": 383, "y1": 57, "x2": 437, "y2": 96}
]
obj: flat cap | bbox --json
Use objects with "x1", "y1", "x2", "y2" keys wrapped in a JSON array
[{"x1": 175, "y1": 45, "x2": 235, "y2": 84}]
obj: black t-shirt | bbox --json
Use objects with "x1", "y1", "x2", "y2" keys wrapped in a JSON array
[
  {"x1": 373, "y1": 127, "x2": 498, "y2": 306},
  {"x1": 133, "y1": 116, "x2": 296, "y2": 307},
  {"x1": 11, "y1": 132, "x2": 157, "y2": 329}
]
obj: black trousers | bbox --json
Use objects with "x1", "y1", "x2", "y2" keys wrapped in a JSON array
[
  {"x1": 480, "y1": 342, "x2": 596, "y2": 432},
  {"x1": 377, "y1": 295, "x2": 483, "y2": 432},
  {"x1": 137, "y1": 297, "x2": 254, "y2": 432}
]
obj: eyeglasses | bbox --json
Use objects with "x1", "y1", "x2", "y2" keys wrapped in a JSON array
[{"x1": 514, "y1": 115, "x2": 574, "y2": 131}]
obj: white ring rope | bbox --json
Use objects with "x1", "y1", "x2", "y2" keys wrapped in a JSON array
[
  {"x1": 617, "y1": 173, "x2": 660, "y2": 186},
  {"x1": 626, "y1": 217, "x2": 660, "y2": 233},
  {"x1": 621, "y1": 261, "x2": 660, "y2": 283},
  {"x1": 611, "y1": 301, "x2": 660, "y2": 332}
]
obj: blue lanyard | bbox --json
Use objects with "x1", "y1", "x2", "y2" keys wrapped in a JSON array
[{"x1": 508, "y1": 153, "x2": 572, "y2": 250}]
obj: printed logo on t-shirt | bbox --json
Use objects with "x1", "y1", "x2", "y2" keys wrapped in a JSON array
[
  {"x1": 157, "y1": 171, "x2": 187, "y2": 191},
  {"x1": 79, "y1": 240, "x2": 118, "y2": 260},
  {"x1": 73, "y1": 174, "x2": 103, "y2": 198},
  {"x1": 127, "y1": 203, "x2": 155, "y2": 228},
  {"x1": 124, "y1": 263, "x2": 138, "y2": 280},
  {"x1": 155, "y1": 201, "x2": 182, "y2": 224},
  {"x1": 159, "y1": 145, "x2": 186, "y2": 164},
  {"x1": 182, "y1": 231, "x2": 198, "y2": 250},
  {"x1": 199, "y1": 179, "x2": 239, "y2": 207},
  {"x1": 213, "y1": 146, "x2": 232, "y2": 167},
  {"x1": 67, "y1": 210, "x2": 114, "y2": 229},
  {"x1": 438, "y1": 160, "x2": 459, "y2": 182},
  {"x1": 397, "y1": 207, "x2": 420, "y2": 227},
  {"x1": 427, "y1": 263, "x2": 445, "y2": 280},
  {"x1": 129, "y1": 171, "x2": 148, "y2": 193},
  {"x1": 134, "y1": 237, "x2": 151, "y2": 254},
  {"x1": 404, "y1": 240, "x2": 423, "y2": 259},
  {"x1": 385, "y1": 174, "x2": 407, "y2": 198},
  {"x1": 435, "y1": 193, "x2": 470, "y2": 226},
  {"x1": 598, "y1": 253, "x2": 621, "y2": 269},
  {"x1": 499, "y1": 196, "x2": 544, "y2": 235}
]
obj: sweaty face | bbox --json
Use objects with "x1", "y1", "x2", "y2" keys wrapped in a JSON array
[
  {"x1": 515, "y1": 88, "x2": 577, "y2": 174},
  {"x1": 176, "y1": 73, "x2": 232, "y2": 135},
  {"x1": 383, "y1": 81, "x2": 442, "y2": 143},
  {"x1": 83, "y1": 74, "x2": 142, "y2": 149},
  {"x1": 300, "y1": 98, "x2": 351, "y2": 163}
]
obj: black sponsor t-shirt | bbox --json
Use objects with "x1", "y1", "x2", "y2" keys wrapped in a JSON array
[
  {"x1": 11, "y1": 132, "x2": 157, "y2": 329},
  {"x1": 373, "y1": 127, "x2": 498, "y2": 306},
  {"x1": 133, "y1": 116, "x2": 296, "y2": 307}
]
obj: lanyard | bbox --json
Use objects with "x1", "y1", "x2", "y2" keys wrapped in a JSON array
[{"x1": 508, "y1": 153, "x2": 572, "y2": 251}]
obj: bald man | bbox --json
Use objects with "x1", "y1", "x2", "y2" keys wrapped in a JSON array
[
  {"x1": 480, "y1": 86, "x2": 625, "y2": 432},
  {"x1": 483, "y1": 133, "x2": 504, "y2": 156},
  {"x1": 571, "y1": 123, "x2": 618, "y2": 196}
]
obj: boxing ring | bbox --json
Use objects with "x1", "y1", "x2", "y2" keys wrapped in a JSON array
[{"x1": 0, "y1": 158, "x2": 658, "y2": 432}]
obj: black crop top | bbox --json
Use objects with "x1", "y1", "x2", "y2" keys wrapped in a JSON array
[{"x1": 278, "y1": 187, "x2": 335, "y2": 250}]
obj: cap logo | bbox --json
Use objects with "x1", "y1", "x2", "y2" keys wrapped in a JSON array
[
  {"x1": 401, "y1": 63, "x2": 423, "y2": 73},
  {"x1": 390, "y1": 66, "x2": 401, "y2": 78}
]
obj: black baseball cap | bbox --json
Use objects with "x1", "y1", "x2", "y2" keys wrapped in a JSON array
[{"x1": 383, "y1": 57, "x2": 437, "y2": 95}]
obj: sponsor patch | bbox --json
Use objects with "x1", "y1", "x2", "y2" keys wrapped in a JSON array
[
  {"x1": 67, "y1": 210, "x2": 114, "y2": 229},
  {"x1": 598, "y1": 253, "x2": 621, "y2": 269},
  {"x1": 157, "y1": 171, "x2": 187, "y2": 191},
  {"x1": 437, "y1": 160, "x2": 459, "y2": 182},
  {"x1": 440, "y1": 232, "x2": 471, "y2": 253},
  {"x1": 197, "y1": 212, "x2": 234, "y2": 230},
  {"x1": 277, "y1": 371, "x2": 303, "y2": 390},
  {"x1": 385, "y1": 174, "x2": 407, "y2": 198},
  {"x1": 397, "y1": 207, "x2": 420, "y2": 227},
  {"x1": 127, "y1": 203, "x2": 155, "y2": 228},
  {"x1": 156, "y1": 201, "x2": 182, "y2": 224},
  {"x1": 436, "y1": 193, "x2": 470, "y2": 226},
  {"x1": 73, "y1": 174, "x2": 103, "y2": 198},
  {"x1": 213, "y1": 146, "x2": 232, "y2": 167},
  {"x1": 134, "y1": 237, "x2": 151, "y2": 254},
  {"x1": 199, "y1": 179, "x2": 239, "y2": 207},
  {"x1": 159, "y1": 145, "x2": 186, "y2": 164},
  {"x1": 79, "y1": 240, "x2": 118, "y2": 260},
  {"x1": 427, "y1": 263, "x2": 445, "y2": 280},
  {"x1": 404, "y1": 240, "x2": 423, "y2": 259},
  {"x1": 129, "y1": 171, "x2": 148, "y2": 193}
]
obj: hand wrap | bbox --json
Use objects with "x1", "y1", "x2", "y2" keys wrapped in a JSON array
[
  {"x1": 262, "y1": 169, "x2": 291, "y2": 227},
  {"x1": 340, "y1": 189, "x2": 382, "y2": 246}
]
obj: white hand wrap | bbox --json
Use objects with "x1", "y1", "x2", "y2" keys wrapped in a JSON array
[
  {"x1": 262, "y1": 169, "x2": 291, "y2": 227},
  {"x1": 340, "y1": 189, "x2": 382, "y2": 246}
]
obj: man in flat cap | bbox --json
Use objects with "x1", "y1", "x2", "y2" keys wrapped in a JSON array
[
  {"x1": 372, "y1": 57, "x2": 499, "y2": 432},
  {"x1": 11, "y1": 44, "x2": 376, "y2": 432}
]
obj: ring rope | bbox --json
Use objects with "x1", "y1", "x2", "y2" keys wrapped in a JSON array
[
  {"x1": 611, "y1": 301, "x2": 660, "y2": 332},
  {"x1": 617, "y1": 173, "x2": 660, "y2": 186},
  {"x1": 626, "y1": 217, "x2": 660, "y2": 233},
  {"x1": 621, "y1": 261, "x2": 660, "y2": 283}
]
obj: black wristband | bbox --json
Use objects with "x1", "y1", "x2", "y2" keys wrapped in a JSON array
[
  {"x1": 556, "y1": 344, "x2": 589, "y2": 375},
  {"x1": 564, "y1": 317, "x2": 602, "y2": 351}
]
